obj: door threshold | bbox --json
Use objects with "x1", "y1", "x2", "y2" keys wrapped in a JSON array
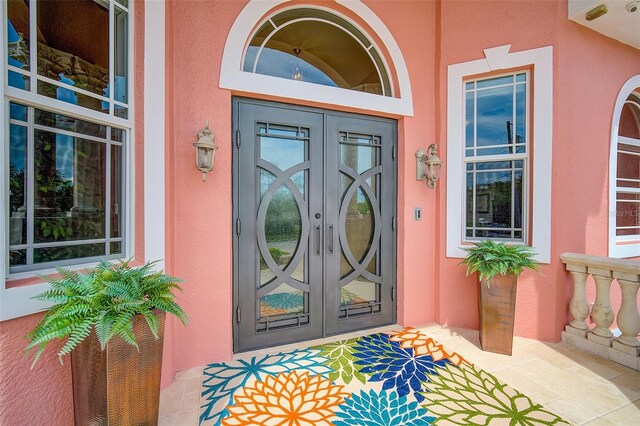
[{"x1": 233, "y1": 323, "x2": 401, "y2": 361}]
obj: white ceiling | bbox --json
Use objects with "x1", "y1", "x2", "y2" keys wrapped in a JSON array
[{"x1": 569, "y1": 0, "x2": 640, "y2": 49}]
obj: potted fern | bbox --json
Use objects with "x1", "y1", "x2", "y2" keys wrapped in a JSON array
[
  {"x1": 25, "y1": 259, "x2": 187, "y2": 425},
  {"x1": 460, "y1": 241, "x2": 538, "y2": 355}
]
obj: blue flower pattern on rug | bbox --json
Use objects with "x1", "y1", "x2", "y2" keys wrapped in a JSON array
[
  {"x1": 351, "y1": 332, "x2": 450, "y2": 402},
  {"x1": 334, "y1": 389, "x2": 435, "y2": 426}
]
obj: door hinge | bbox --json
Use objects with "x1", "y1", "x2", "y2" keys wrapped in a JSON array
[
  {"x1": 392, "y1": 145, "x2": 396, "y2": 161},
  {"x1": 235, "y1": 129, "x2": 241, "y2": 149},
  {"x1": 235, "y1": 305, "x2": 241, "y2": 324},
  {"x1": 235, "y1": 218, "x2": 241, "y2": 237},
  {"x1": 391, "y1": 286, "x2": 395, "y2": 302},
  {"x1": 391, "y1": 216, "x2": 396, "y2": 231}
]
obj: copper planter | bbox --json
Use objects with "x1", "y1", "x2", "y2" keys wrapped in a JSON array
[
  {"x1": 71, "y1": 311, "x2": 166, "y2": 425},
  {"x1": 478, "y1": 274, "x2": 517, "y2": 355}
]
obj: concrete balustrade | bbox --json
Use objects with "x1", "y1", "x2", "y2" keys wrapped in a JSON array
[{"x1": 561, "y1": 253, "x2": 640, "y2": 371}]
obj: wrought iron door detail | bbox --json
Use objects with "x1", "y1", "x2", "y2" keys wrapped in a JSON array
[
  {"x1": 255, "y1": 123, "x2": 311, "y2": 331},
  {"x1": 338, "y1": 132, "x2": 383, "y2": 318}
]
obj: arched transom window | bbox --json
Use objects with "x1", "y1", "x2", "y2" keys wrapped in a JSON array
[
  {"x1": 242, "y1": 8, "x2": 392, "y2": 97},
  {"x1": 614, "y1": 91, "x2": 640, "y2": 244}
]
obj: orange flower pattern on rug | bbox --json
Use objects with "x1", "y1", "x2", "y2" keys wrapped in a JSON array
[
  {"x1": 221, "y1": 370, "x2": 350, "y2": 426},
  {"x1": 387, "y1": 327, "x2": 471, "y2": 366}
]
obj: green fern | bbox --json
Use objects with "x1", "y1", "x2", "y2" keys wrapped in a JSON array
[
  {"x1": 25, "y1": 259, "x2": 187, "y2": 368},
  {"x1": 459, "y1": 240, "x2": 539, "y2": 283}
]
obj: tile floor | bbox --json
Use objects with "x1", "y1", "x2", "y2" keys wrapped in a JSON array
[{"x1": 158, "y1": 324, "x2": 640, "y2": 425}]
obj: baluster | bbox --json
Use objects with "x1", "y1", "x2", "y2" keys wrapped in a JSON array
[
  {"x1": 566, "y1": 267, "x2": 590, "y2": 334},
  {"x1": 588, "y1": 268, "x2": 615, "y2": 344},
  {"x1": 613, "y1": 272, "x2": 640, "y2": 355}
]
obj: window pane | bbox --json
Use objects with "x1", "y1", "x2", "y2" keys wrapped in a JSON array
[
  {"x1": 617, "y1": 144, "x2": 640, "y2": 188},
  {"x1": 7, "y1": 0, "x2": 30, "y2": 70},
  {"x1": 37, "y1": 80, "x2": 109, "y2": 114},
  {"x1": 10, "y1": 250, "x2": 27, "y2": 266},
  {"x1": 111, "y1": 145, "x2": 122, "y2": 238},
  {"x1": 8, "y1": 70, "x2": 30, "y2": 90},
  {"x1": 465, "y1": 91, "x2": 474, "y2": 148},
  {"x1": 477, "y1": 85, "x2": 513, "y2": 147},
  {"x1": 9, "y1": 124, "x2": 28, "y2": 246},
  {"x1": 37, "y1": 0, "x2": 109, "y2": 97},
  {"x1": 616, "y1": 193, "x2": 640, "y2": 236},
  {"x1": 34, "y1": 243, "x2": 105, "y2": 264},
  {"x1": 515, "y1": 83, "x2": 526, "y2": 144},
  {"x1": 34, "y1": 130, "x2": 106, "y2": 243},
  {"x1": 35, "y1": 108, "x2": 107, "y2": 138},
  {"x1": 477, "y1": 75, "x2": 513, "y2": 89},
  {"x1": 619, "y1": 98, "x2": 640, "y2": 139},
  {"x1": 10, "y1": 102, "x2": 27, "y2": 121},
  {"x1": 114, "y1": 7, "x2": 129, "y2": 104}
]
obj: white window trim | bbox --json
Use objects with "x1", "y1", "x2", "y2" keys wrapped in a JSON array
[
  {"x1": 219, "y1": 0, "x2": 414, "y2": 117},
  {"x1": 0, "y1": 0, "x2": 143, "y2": 321},
  {"x1": 446, "y1": 45, "x2": 553, "y2": 263},
  {"x1": 609, "y1": 75, "x2": 640, "y2": 258}
]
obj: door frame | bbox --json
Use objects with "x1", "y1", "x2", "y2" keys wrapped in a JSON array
[{"x1": 232, "y1": 97, "x2": 398, "y2": 353}]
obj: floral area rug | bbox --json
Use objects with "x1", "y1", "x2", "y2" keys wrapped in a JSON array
[{"x1": 199, "y1": 327, "x2": 569, "y2": 425}]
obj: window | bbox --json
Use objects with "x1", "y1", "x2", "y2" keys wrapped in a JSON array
[
  {"x1": 4, "y1": 0, "x2": 131, "y2": 274},
  {"x1": 446, "y1": 45, "x2": 552, "y2": 263},
  {"x1": 243, "y1": 8, "x2": 391, "y2": 96},
  {"x1": 463, "y1": 73, "x2": 529, "y2": 242},
  {"x1": 613, "y1": 90, "x2": 640, "y2": 249}
]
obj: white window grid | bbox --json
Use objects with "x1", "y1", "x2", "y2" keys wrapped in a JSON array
[
  {"x1": 462, "y1": 71, "x2": 530, "y2": 244},
  {"x1": 2, "y1": 0, "x2": 134, "y2": 278},
  {"x1": 615, "y1": 97, "x2": 640, "y2": 242}
]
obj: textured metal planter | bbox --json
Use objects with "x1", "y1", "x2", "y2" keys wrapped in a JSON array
[
  {"x1": 71, "y1": 311, "x2": 166, "y2": 425},
  {"x1": 478, "y1": 274, "x2": 517, "y2": 355}
]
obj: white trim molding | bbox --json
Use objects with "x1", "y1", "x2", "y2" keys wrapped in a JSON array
[
  {"x1": 219, "y1": 0, "x2": 414, "y2": 117},
  {"x1": 144, "y1": 0, "x2": 166, "y2": 268},
  {"x1": 446, "y1": 45, "x2": 553, "y2": 263},
  {"x1": 608, "y1": 74, "x2": 640, "y2": 259}
]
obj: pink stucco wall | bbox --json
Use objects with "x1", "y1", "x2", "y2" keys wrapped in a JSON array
[{"x1": 435, "y1": 0, "x2": 640, "y2": 340}]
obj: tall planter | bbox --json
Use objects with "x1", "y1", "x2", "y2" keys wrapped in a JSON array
[
  {"x1": 478, "y1": 274, "x2": 517, "y2": 355},
  {"x1": 71, "y1": 311, "x2": 166, "y2": 425}
]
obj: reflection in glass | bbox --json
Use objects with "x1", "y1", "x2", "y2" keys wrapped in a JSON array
[
  {"x1": 340, "y1": 144, "x2": 378, "y2": 174},
  {"x1": 616, "y1": 93, "x2": 640, "y2": 237},
  {"x1": 341, "y1": 279, "x2": 378, "y2": 307},
  {"x1": 34, "y1": 243, "x2": 105, "y2": 264},
  {"x1": 34, "y1": 130, "x2": 106, "y2": 243},
  {"x1": 476, "y1": 86, "x2": 513, "y2": 147},
  {"x1": 37, "y1": 0, "x2": 109, "y2": 97},
  {"x1": 37, "y1": 80, "x2": 108, "y2": 114},
  {"x1": 264, "y1": 185, "x2": 302, "y2": 271},
  {"x1": 244, "y1": 10, "x2": 390, "y2": 96},
  {"x1": 9, "y1": 124, "x2": 27, "y2": 246},
  {"x1": 35, "y1": 108, "x2": 107, "y2": 138},
  {"x1": 259, "y1": 133, "x2": 306, "y2": 171},
  {"x1": 466, "y1": 161, "x2": 524, "y2": 241},
  {"x1": 260, "y1": 283, "x2": 305, "y2": 317},
  {"x1": 8, "y1": 70, "x2": 29, "y2": 90},
  {"x1": 114, "y1": 7, "x2": 129, "y2": 104},
  {"x1": 7, "y1": 0, "x2": 30, "y2": 70},
  {"x1": 344, "y1": 187, "x2": 374, "y2": 263},
  {"x1": 111, "y1": 145, "x2": 123, "y2": 238}
]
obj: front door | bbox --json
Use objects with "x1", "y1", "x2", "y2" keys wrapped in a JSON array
[{"x1": 233, "y1": 98, "x2": 396, "y2": 352}]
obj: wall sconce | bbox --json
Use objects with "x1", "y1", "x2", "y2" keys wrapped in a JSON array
[
  {"x1": 416, "y1": 144, "x2": 442, "y2": 189},
  {"x1": 193, "y1": 122, "x2": 218, "y2": 182}
]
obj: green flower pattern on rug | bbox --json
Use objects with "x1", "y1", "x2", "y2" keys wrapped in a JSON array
[
  {"x1": 311, "y1": 338, "x2": 367, "y2": 385},
  {"x1": 421, "y1": 363, "x2": 570, "y2": 425},
  {"x1": 199, "y1": 327, "x2": 570, "y2": 426}
]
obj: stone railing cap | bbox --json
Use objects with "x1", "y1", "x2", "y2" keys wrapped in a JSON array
[{"x1": 560, "y1": 253, "x2": 640, "y2": 275}]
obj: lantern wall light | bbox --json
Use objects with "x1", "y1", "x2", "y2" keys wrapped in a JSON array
[
  {"x1": 193, "y1": 121, "x2": 219, "y2": 182},
  {"x1": 416, "y1": 144, "x2": 442, "y2": 189}
]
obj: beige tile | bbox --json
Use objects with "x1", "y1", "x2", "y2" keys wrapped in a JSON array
[
  {"x1": 175, "y1": 366, "x2": 203, "y2": 381},
  {"x1": 441, "y1": 336, "x2": 535, "y2": 372},
  {"x1": 183, "y1": 376, "x2": 202, "y2": 393},
  {"x1": 583, "y1": 400, "x2": 640, "y2": 426},
  {"x1": 181, "y1": 391, "x2": 201, "y2": 412},
  {"x1": 159, "y1": 380, "x2": 186, "y2": 417},
  {"x1": 546, "y1": 398, "x2": 601, "y2": 425},
  {"x1": 611, "y1": 371, "x2": 640, "y2": 393},
  {"x1": 158, "y1": 410, "x2": 199, "y2": 426},
  {"x1": 491, "y1": 368, "x2": 561, "y2": 405},
  {"x1": 520, "y1": 342, "x2": 583, "y2": 370},
  {"x1": 564, "y1": 349, "x2": 633, "y2": 380}
]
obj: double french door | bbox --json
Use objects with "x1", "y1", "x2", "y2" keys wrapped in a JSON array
[{"x1": 233, "y1": 98, "x2": 396, "y2": 352}]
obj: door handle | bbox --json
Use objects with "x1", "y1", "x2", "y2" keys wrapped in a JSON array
[
  {"x1": 328, "y1": 225, "x2": 334, "y2": 254},
  {"x1": 315, "y1": 225, "x2": 321, "y2": 254}
]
